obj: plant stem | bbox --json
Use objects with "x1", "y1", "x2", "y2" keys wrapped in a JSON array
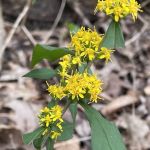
[{"x1": 62, "y1": 100, "x2": 71, "y2": 116}]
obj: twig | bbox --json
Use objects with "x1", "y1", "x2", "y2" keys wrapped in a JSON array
[
  {"x1": 68, "y1": 1, "x2": 92, "y2": 27},
  {"x1": 125, "y1": 15, "x2": 149, "y2": 46},
  {"x1": 0, "y1": 2, "x2": 31, "y2": 70},
  {"x1": 21, "y1": 25, "x2": 37, "y2": 45},
  {"x1": 42, "y1": 0, "x2": 67, "y2": 44},
  {"x1": 21, "y1": 0, "x2": 32, "y2": 25},
  {"x1": 141, "y1": 0, "x2": 150, "y2": 7},
  {"x1": 101, "y1": 92, "x2": 138, "y2": 115}
]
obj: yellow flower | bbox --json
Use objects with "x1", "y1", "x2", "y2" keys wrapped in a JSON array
[
  {"x1": 50, "y1": 105, "x2": 63, "y2": 122},
  {"x1": 40, "y1": 107, "x2": 50, "y2": 113},
  {"x1": 65, "y1": 73, "x2": 86, "y2": 100},
  {"x1": 128, "y1": 0, "x2": 142, "y2": 21},
  {"x1": 59, "y1": 55, "x2": 71, "y2": 78},
  {"x1": 42, "y1": 128, "x2": 48, "y2": 135},
  {"x1": 47, "y1": 82, "x2": 66, "y2": 100},
  {"x1": 83, "y1": 73, "x2": 103, "y2": 103},
  {"x1": 72, "y1": 56, "x2": 82, "y2": 65},
  {"x1": 99, "y1": 47, "x2": 114, "y2": 63},
  {"x1": 51, "y1": 131, "x2": 61, "y2": 140},
  {"x1": 38, "y1": 105, "x2": 63, "y2": 139},
  {"x1": 69, "y1": 27, "x2": 103, "y2": 62},
  {"x1": 65, "y1": 72, "x2": 103, "y2": 102},
  {"x1": 81, "y1": 48, "x2": 95, "y2": 61},
  {"x1": 95, "y1": 0, "x2": 142, "y2": 22}
]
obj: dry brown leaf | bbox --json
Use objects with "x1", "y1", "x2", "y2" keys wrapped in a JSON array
[
  {"x1": 3, "y1": 100, "x2": 42, "y2": 132},
  {"x1": 55, "y1": 136, "x2": 80, "y2": 150},
  {"x1": 102, "y1": 91, "x2": 139, "y2": 115},
  {"x1": 125, "y1": 114, "x2": 150, "y2": 149}
]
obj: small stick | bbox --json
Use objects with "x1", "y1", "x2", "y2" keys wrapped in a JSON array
[
  {"x1": 21, "y1": 25, "x2": 37, "y2": 46},
  {"x1": 0, "y1": 2, "x2": 31, "y2": 70},
  {"x1": 42, "y1": 0, "x2": 67, "y2": 44}
]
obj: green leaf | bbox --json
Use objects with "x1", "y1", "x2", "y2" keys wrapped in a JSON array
[
  {"x1": 48, "y1": 100, "x2": 56, "y2": 108},
  {"x1": 69, "y1": 102, "x2": 77, "y2": 125},
  {"x1": 33, "y1": 136, "x2": 43, "y2": 150},
  {"x1": 33, "y1": 135, "x2": 49, "y2": 150},
  {"x1": 78, "y1": 62, "x2": 93, "y2": 74},
  {"x1": 58, "y1": 121, "x2": 74, "y2": 141},
  {"x1": 46, "y1": 138, "x2": 54, "y2": 150},
  {"x1": 101, "y1": 20, "x2": 125, "y2": 49},
  {"x1": 32, "y1": 0, "x2": 37, "y2": 4},
  {"x1": 67, "y1": 23, "x2": 80, "y2": 35},
  {"x1": 80, "y1": 102, "x2": 126, "y2": 150},
  {"x1": 23, "y1": 68, "x2": 57, "y2": 79},
  {"x1": 23, "y1": 127, "x2": 44, "y2": 145},
  {"x1": 31, "y1": 44, "x2": 73, "y2": 67}
]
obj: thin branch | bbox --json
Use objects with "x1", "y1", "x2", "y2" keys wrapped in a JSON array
[
  {"x1": 0, "y1": 1, "x2": 31, "y2": 70},
  {"x1": 21, "y1": 25, "x2": 37, "y2": 45},
  {"x1": 42, "y1": 0, "x2": 67, "y2": 44},
  {"x1": 125, "y1": 15, "x2": 149, "y2": 46}
]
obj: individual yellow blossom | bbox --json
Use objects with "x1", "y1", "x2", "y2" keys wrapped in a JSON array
[
  {"x1": 128, "y1": 0, "x2": 142, "y2": 21},
  {"x1": 95, "y1": 0, "x2": 142, "y2": 22},
  {"x1": 72, "y1": 56, "x2": 82, "y2": 65},
  {"x1": 59, "y1": 55, "x2": 71, "y2": 78},
  {"x1": 40, "y1": 107, "x2": 50, "y2": 113},
  {"x1": 38, "y1": 105, "x2": 63, "y2": 140},
  {"x1": 50, "y1": 105, "x2": 63, "y2": 122},
  {"x1": 51, "y1": 131, "x2": 61, "y2": 139},
  {"x1": 46, "y1": 82, "x2": 66, "y2": 100},
  {"x1": 99, "y1": 47, "x2": 114, "y2": 63},
  {"x1": 57, "y1": 122, "x2": 63, "y2": 131},
  {"x1": 69, "y1": 27, "x2": 103, "y2": 62},
  {"x1": 80, "y1": 48, "x2": 95, "y2": 61},
  {"x1": 42, "y1": 128, "x2": 48, "y2": 135},
  {"x1": 59, "y1": 55, "x2": 71, "y2": 70}
]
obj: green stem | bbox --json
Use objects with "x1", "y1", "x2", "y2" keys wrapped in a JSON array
[{"x1": 62, "y1": 100, "x2": 71, "y2": 116}]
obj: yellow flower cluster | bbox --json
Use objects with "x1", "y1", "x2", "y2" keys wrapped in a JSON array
[
  {"x1": 38, "y1": 105, "x2": 63, "y2": 140},
  {"x1": 47, "y1": 72, "x2": 103, "y2": 103},
  {"x1": 95, "y1": 0, "x2": 142, "y2": 22},
  {"x1": 66, "y1": 73, "x2": 103, "y2": 102},
  {"x1": 47, "y1": 82, "x2": 66, "y2": 100},
  {"x1": 69, "y1": 27, "x2": 113, "y2": 63},
  {"x1": 58, "y1": 27, "x2": 114, "y2": 78}
]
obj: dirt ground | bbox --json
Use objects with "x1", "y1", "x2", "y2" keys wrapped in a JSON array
[{"x1": 0, "y1": 0, "x2": 150, "y2": 150}]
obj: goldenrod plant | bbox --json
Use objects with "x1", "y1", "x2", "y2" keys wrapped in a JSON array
[{"x1": 23, "y1": 0, "x2": 142, "y2": 149}]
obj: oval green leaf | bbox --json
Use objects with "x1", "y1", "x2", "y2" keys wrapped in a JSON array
[
  {"x1": 69, "y1": 102, "x2": 77, "y2": 125},
  {"x1": 58, "y1": 121, "x2": 74, "y2": 141},
  {"x1": 46, "y1": 138, "x2": 54, "y2": 150},
  {"x1": 31, "y1": 44, "x2": 73, "y2": 67},
  {"x1": 23, "y1": 68, "x2": 57, "y2": 79},
  {"x1": 23, "y1": 127, "x2": 44, "y2": 145},
  {"x1": 100, "y1": 20, "x2": 125, "y2": 49},
  {"x1": 80, "y1": 102, "x2": 126, "y2": 150},
  {"x1": 67, "y1": 23, "x2": 80, "y2": 35}
]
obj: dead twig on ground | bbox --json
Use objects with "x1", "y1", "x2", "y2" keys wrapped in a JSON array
[
  {"x1": 68, "y1": 1, "x2": 92, "y2": 27},
  {"x1": 125, "y1": 15, "x2": 149, "y2": 46},
  {"x1": 102, "y1": 92, "x2": 139, "y2": 115},
  {"x1": 0, "y1": 0, "x2": 32, "y2": 71},
  {"x1": 43, "y1": 0, "x2": 67, "y2": 44},
  {"x1": 21, "y1": 25, "x2": 37, "y2": 46}
]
